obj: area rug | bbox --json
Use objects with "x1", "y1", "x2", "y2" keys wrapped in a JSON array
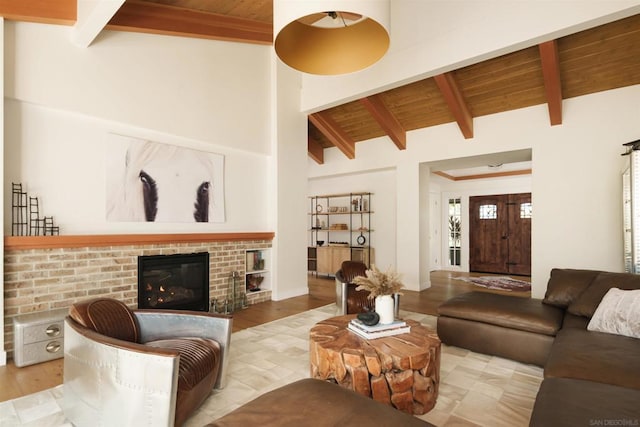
[
  {"x1": 455, "y1": 276, "x2": 531, "y2": 292},
  {"x1": 0, "y1": 304, "x2": 542, "y2": 427}
]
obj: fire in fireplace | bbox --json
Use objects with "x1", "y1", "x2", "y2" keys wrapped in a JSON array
[{"x1": 137, "y1": 252, "x2": 209, "y2": 311}]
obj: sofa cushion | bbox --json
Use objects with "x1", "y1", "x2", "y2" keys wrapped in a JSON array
[
  {"x1": 437, "y1": 316, "x2": 555, "y2": 367},
  {"x1": 542, "y1": 268, "x2": 600, "y2": 309},
  {"x1": 530, "y1": 378, "x2": 640, "y2": 427},
  {"x1": 69, "y1": 298, "x2": 140, "y2": 343},
  {"x1": 437, "y1": 292, "x2": 564, "y2": 336},
  {"x1": 205, "y1": 378, "x2": 434, "y2": 427},
  {"x1": 587, "y1": 288, "x2": 640, "y2": 339},
  {"x1": 544, "y1": 328, "x2": 640, "y2": 390},
  {"x1": 568, "y1": 271, "x2": 640, "y2": 318}
]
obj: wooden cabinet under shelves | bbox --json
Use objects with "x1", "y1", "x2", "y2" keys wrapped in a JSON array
[{"x1": 315, "y1": 246, "x2": 375, "y2": 276}]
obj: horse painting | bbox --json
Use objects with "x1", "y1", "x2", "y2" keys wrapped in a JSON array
[{"x1": 106, "y1": 135, "x2": 225, "y2": 223}]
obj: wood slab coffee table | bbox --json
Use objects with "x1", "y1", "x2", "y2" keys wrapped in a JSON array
[{"x1": 309, "y1": 315, "x2": 441, "y2": 415}]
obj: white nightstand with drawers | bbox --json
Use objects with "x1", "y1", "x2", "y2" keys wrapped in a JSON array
[{"x1": 13, "y1": 308, "x2": 68, "y2": 367}]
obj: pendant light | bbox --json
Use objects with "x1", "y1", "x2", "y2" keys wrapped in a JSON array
[{"x1": 274, "y1": 0, "x2": 390, "y2": 75}]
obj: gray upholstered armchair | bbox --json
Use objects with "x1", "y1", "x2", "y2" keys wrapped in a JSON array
[
  {"x1": 335, "y1": 261, "x2": 400, "y2": 317},
  {"x1": 63, "y1": 298, "x2": 232, "y2": 427}
]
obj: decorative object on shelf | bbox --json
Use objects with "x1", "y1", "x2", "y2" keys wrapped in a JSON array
[
  {"x1": 247, "y1": 275, "x2": 264, "y2": 292},
  {"x1": 356, "y1": 233, "x2": 366, "y2": 245},
  {"x1": 316, "y1": 240, "x2": 325, "y2": 246},
  {"x1": 316, "y1": 204, "x2": 323, "y2": 212},
  {"x1": 329, "y1": 223, "x2": 348, "y2": 230},
  {"x1": 273, "y1": 0, "x2": 390, "y2": 75},
  {"x1": 353, "y1": 265, "x2": 404, "y2": 325},
  {"x1": 247, "y1": 251, "x2": 265, "y2": 271}
]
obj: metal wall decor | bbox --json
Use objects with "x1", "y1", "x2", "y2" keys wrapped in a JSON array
[{"x1": 11, "y1": 183, "x2": 60, "y2": 236}]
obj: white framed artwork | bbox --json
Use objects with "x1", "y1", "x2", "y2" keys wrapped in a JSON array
[{"x1": 106, "y1": 134, "x2": 225, "y2": 223}]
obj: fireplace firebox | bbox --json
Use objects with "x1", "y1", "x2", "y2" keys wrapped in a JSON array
[{"x1": 138, "y1": 252, "x2": 209, "y2": 311}]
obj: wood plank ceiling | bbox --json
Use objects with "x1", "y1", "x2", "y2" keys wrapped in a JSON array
[{"x1": 2, "y1": 1, "x2": 639, "y2": 165}]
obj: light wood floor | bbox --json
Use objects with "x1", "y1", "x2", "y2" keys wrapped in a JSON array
[{"x1": 0, "y1": 270, "x2": 529, "y2": 402}]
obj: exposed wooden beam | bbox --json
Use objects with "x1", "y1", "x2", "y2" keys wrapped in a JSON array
[
  {"x1": 308, "y1": 136, "x2": 324, "y2": 164},
  {"x1": 0, "y1": 0, "x2": 76, "y2": 25},
  {"x1": 434, "y1": 169, "x2": 532, "y2": 181},
  {"x1": 308, "y1": 112, "x2": 356, "y2": 159},
  {"x1": 359, "y1": 95, "x2": 406, "y2": 150},
  {"x1": 72, "y1": 0, "x2": 125, "y2": 47},
  {"x1": 106, "y1": 0, "x2": 272, "y2": 45},
  {"x1": 433, "y1": 72, "x2": 474, "y2": 139},
  {"x1": 539, "y1": 40, "x2": 563, "y2": 125}
]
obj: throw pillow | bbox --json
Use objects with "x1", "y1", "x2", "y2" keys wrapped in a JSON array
[
  {"x1": 587, "y1": 288, "x2": 640, "y2": 339},
  {"x1": 542, "y1": 268, "x2": 600, "y2": 308},
  {"x1": 568, "y1": 272, "x2": 640, "y2": 318}
]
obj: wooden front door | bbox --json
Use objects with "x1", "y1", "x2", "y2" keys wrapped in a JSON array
[{"x1": 469, "y1": 193, "x2": 531, "y2": 275}]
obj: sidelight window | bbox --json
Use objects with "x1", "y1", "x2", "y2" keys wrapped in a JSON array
[{"x1": 448, "y1": 198, "x2": 462, "y2": 267}]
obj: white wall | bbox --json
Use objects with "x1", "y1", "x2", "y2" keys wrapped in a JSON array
[
  {"x1": 3, "y1": 21, "x2": 273, "y2": 234},
  {"x1": 272, "y1": 58, "x2": 309, "y2": 300},
  {"x1": 5, "y1": 22, "x2": 272, "y2": 153},
  {"x1": 308, "y1": 85, "x2": 640, "y2": 297}
]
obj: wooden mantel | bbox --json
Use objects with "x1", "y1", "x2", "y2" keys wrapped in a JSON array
[{"x1": 4, "y1": 232, "x2": 275, "y2": 250}]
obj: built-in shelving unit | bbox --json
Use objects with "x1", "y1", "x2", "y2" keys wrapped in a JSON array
[
  {"x1": 308, "y1": 192, "x2": 374, "y2": 276},
  {"x1": 245, "y1": 248, "x2": 270, "y2": 294}
]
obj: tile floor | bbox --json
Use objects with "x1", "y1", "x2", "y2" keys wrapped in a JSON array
[{"x1": 0, "y1": 305, "x2": 543, "y2": 427}]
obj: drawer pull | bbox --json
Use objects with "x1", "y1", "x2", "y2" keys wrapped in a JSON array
[
  {"x1": 46, "y1": 342, "x2": 61, "y2": 353},
  {"x1": 46, "y1": 325, "x2": 61, "y2": 337}
]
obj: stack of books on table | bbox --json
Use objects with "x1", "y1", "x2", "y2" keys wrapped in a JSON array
[{"x1": 347, "y1": 318, "x2": 411, "y2": 340}]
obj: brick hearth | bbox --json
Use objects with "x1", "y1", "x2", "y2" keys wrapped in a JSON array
[{"x1": 3, "y1": 232, "x2": 273, "y2": 358}]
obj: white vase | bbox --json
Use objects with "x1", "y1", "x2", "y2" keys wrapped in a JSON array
[{"x1": 375, "y1": 294, "x2": 395, "y2": 325}]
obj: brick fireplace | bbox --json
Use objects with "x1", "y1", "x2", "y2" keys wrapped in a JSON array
[{"x1": 3, "y1": 232, "x2": 273, "y2": 358}]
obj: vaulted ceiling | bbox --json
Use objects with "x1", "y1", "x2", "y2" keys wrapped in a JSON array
[{"x1": 3, "y1": 1, "x2": 640, "y2": 166}]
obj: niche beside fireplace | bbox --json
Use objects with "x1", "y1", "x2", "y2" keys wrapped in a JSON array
[{"x1": 138, "y1": 252, "x2": 209, "y2": 311}]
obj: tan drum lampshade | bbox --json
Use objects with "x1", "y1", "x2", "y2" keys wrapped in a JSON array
[{"x1": 274, "y1": 0, "x2": 390, "y2": 75}]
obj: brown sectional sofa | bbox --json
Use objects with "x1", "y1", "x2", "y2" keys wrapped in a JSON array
[{"x1": 437, "y1": 268, "x2": 640, "y2": 426}]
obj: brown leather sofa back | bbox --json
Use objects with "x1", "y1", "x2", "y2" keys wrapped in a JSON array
[
  {"x1": 542, "y1": 268, "x2": 600, "y2": 309},
  {"x1": 566, "y1": 271, "x2": 640, "y2": 318},
  {"x1": 543, "y1": 268, "x2": 640, "y2": 319}
]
